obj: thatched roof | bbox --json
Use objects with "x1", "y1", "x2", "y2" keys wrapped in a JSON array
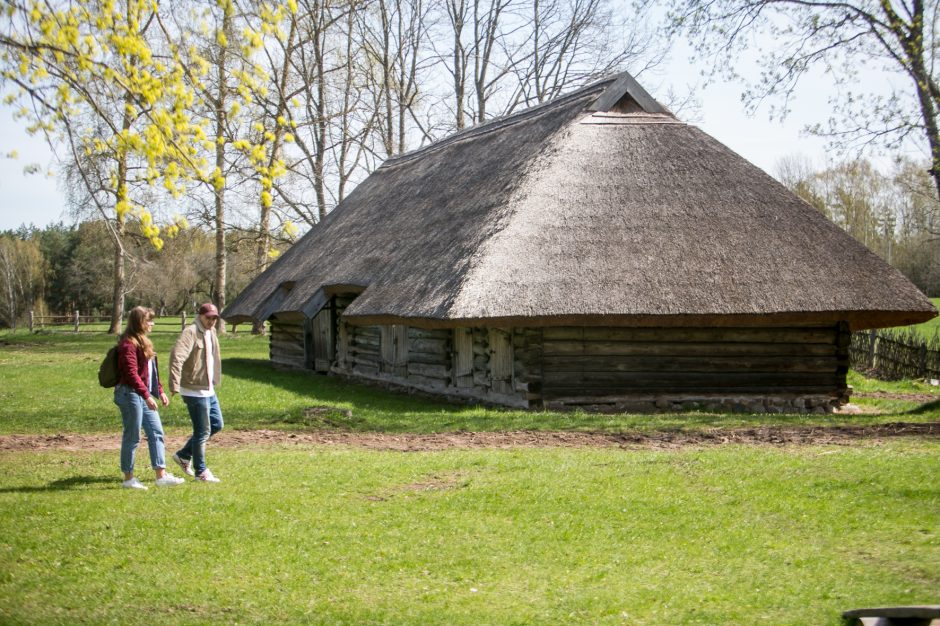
[{"x1": 225, "y1": 73, "x2": 936, "y2": 331}]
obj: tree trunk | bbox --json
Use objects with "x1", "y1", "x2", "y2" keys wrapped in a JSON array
[{"x1": 213, "y1": 40, "x2": 228, "y2": 334}]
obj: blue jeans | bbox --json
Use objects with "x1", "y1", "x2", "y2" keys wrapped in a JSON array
[
  {"x1": 114, "y1": 384, "x2": 166, "y2": 474},
  {"x1": 176, "y1": 394, "x2": 223, "y2": 475}
]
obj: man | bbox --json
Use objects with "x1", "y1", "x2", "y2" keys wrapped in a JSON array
[{"x1": 169, "y1": 302, "x2": 224, "y2": 483}]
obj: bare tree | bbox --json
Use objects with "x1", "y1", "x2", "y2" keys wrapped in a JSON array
[{"x1": 664, "y1": 0, "x2": 940, "y2": 202}]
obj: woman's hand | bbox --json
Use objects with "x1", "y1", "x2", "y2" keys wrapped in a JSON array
[
  {"x1": 146, "y1": 396, "x2": 158, "y2": 410},
  {"x1": 160, "y1": 392, "x2": 169, "y2": 407}
]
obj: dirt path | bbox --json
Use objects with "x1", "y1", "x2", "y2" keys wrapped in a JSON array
[{"x1": 1, "y1": 422, "x2": 938, "y2": 453}]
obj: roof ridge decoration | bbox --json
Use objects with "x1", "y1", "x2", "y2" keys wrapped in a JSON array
[{"x1": 588, "y1": 71, "x2": 668, "y2": 114}]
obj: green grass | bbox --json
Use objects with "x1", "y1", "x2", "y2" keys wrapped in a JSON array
[
  {"x1": 1, "y1": 442, "x2": 937, "y2": 625},
  {"x1": 1, "y1": 327, "x2": 939, "y2": 436},
  {"x1": 899, "y1": 297, "x2": 940, "y2": 339},
  {"x1": 1, "y1": 328, "x2": 938, "y2": 623}
]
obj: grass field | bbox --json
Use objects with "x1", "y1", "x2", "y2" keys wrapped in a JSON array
[
  {"x1": 901, "y1": 297, "x2": 940, "y2": 339},
  {"x1": 0, "y1": 327, "x2": 938, "y2": 624}
]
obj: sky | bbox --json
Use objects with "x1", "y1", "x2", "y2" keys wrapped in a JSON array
[{"x1": 0, "y1": 41, "x2": 863, "y2": 232}]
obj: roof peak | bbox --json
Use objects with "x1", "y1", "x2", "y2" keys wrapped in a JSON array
[{"x1": 588, "y1": 71, "x2": 668, "y2": 114}]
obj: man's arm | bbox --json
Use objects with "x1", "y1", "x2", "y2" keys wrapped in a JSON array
[{"x1": 168, "y1": 328, "x2": 194, "y2": 394}]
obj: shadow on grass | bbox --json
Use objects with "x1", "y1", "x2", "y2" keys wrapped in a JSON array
[
  {"x1": 0, "y1": 475, "x2": 114, "y2": 493},
  {"x1": 220, "y1": 358, "x2": 940, "y2": 434},
  {"x1": 905, "y1": 399, "x2": 940, "y2": 415}
]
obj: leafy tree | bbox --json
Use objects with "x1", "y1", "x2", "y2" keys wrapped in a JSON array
[
  {"x1": 664, "y1": 0, "x2": 940, "y2": 203},
  {"x1": 1, "y1": 0, "x2": 208, "y2": 332}
]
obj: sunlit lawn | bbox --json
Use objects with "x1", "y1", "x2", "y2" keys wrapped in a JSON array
[
  {"x1": 0, "y1": 442, "x2": 937, "y2": 625},
  {"x1": 1, "y1": 325, "x2": 938, "y2": 624}
]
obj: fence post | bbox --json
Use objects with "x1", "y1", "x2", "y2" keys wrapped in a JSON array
[
  {"x1": 74, "y1": 310, "x2": 80, "y2": 333},
  {"x1": 28, "y1": 310, "x2": 34, "y2": 334},
  {"x1": 921, "y1": 342, "x2": 928, "y2": 379},
  {"x1": 181, "y1": 311, "x2": 186, "y2": 330},
  {"x1": 868, "y1": 329, "x2": 877, "y2": 369}
]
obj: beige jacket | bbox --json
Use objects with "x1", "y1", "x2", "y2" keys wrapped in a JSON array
[{"x1": 169, "y1": 318, "x2": 221, "y2": 393}]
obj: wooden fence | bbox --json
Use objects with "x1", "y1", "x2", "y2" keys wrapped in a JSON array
[
  {"x1": 849, "y1": 328, "x2": 940, "y2": 381},
  {"x1": 28, "y1": 310, "x2": 190, "y2": 334}
]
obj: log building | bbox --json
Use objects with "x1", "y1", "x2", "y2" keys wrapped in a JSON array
[{"x1": 224, "y1": 73, "x2": 937, "y2": 413}]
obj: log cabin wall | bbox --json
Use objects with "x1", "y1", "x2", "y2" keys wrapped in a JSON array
[
  {"x1": 332, "y1": 323, "x2": 532, "y2": 407},
  {"x1": 269, "y1": 316, "x2": 306, "y2": 369},
  {"x1": 538, "y1": 325, "x2": 850, "y2": 413},
  {"x1": 281, "y1": 314, "x2": 851, "y2": 413}
]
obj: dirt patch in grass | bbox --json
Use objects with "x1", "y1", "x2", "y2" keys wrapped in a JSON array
[{"x1": 1, "y1": 422, "x2": 938, "y2": 453}]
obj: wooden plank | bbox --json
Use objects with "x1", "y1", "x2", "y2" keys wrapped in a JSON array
[
  {"x1": 542, "y1": 341, "x2": 838, "y2": 357},
  {"x1": 453, "y1": 328, "x2": 473, "y2": 377},
  {"x1": 311, "y1": 307, "x2": 334, "y2": 370},
  {"x1": 381, "y1": 324, "x2": 409, "y2": 368},
  {"x1": 542, "y1": 327, "x2": 837, "y2": 344},
  {"x1": 336, "y1": 322, "x2": 349, "y2": 367},
  {"x1": 489, "y1": 327, "x2": 513, "y2": 394},
  {"x1": 454, "y1": 374, "x2": 474, "y2": 389}
]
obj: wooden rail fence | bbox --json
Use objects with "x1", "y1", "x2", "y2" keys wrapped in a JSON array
[
  {"x1": 28, "y1": 310, "x2": 190, "y2": 334},
  {"x1": 849, "y1": 328, "x2": 940, "y2": 381}
]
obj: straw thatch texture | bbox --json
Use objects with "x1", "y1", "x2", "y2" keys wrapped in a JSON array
[{"x1": 224, "y1": 75, "x2": 935, "y2": 331}]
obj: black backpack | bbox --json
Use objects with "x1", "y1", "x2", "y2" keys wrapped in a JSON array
[{"x1": 98, "y1": 345, "x2": 120, "y2": 388}]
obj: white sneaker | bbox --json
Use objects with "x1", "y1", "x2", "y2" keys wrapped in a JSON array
[
  {"x1": 122, "y1": 477, "x2": 148, "y2": 490},
  {"x1": 196, "y1": 468, "x2": 220, "y2": 483},
  {"x1": 155, "y1": 473, "x2": 185, "y2": 487},
  {"x1": 172, "y1": 453, "x2": 195, "y2": 477}
]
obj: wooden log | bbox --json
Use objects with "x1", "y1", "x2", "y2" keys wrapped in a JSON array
[
  {"x1": 407, "y1": 362, "x2": 451, "y2": 378},
  {"x1": 408, "y1": 372, "x2": 451, "y2": 390},
  {"x1": 542, "y1": 326, "x2": 837, "y2": 344},
  {"x1": 347, "y1": 348, "x2": 379, "y2": 363},
  {"x1": 542, "y1": 341, "x2": 838, "y2": 358},
  {"x1": 543, "y1": 385, "x2": 842, "y2": 399},
  {"x1": 408, "y1": 327, "x2": 452, "y2": 340},
  {"x1": 351, "y1": 336, "x2": 380, "y2": 349},
  {"x1": 272, "y1": 340, "x2": 304, "y2": 354},
  {"x1": 410, "y1": 337, "x2": 449, "y2": 354},
  {"x1": 409, "y1": 351, "x2": 452, "y2": 366},
  {"x1": 351, "y1": 363, "x2": 380, "y2": 377},
  {"x1": 542, "y1": 371, "x2": 843, "y2": 388},
  {"x1": 542, "y1": 355, "x2": 838, "y2": 373}
]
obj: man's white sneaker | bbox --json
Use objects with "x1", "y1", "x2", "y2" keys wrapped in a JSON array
[
  {"x1": 122, "y1": 477, "x2": 148, "y2": 490},
  {"x1": 155, "y1": 473, "x2": 185, "y2": 487},
  {"x1": 172, "y1": 453, "x2": 195, "y2": 477},
  {"x1": 196, "y1": 468, "x2": 220, "y2": 483}
]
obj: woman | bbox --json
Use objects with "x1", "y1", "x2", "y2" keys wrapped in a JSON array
[{"x1": 114, "y1": 306, "x2": 184, "y2": 490}]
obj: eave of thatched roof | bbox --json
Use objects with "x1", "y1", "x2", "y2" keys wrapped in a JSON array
[{"x1": 224, "y1": 72, "x2": 937, "y2": 331}]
